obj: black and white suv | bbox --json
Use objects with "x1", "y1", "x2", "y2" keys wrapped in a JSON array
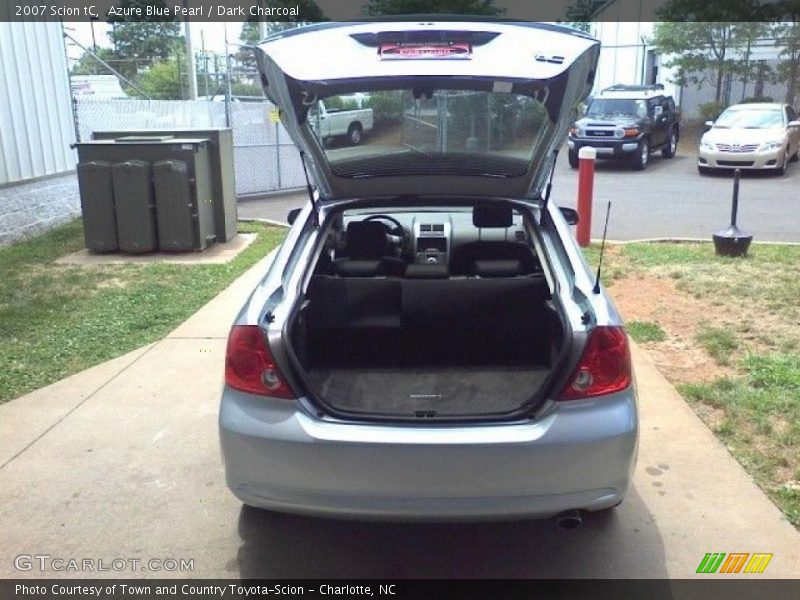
[{"x1": 568, "y1": 84, "x2": 681, "y2": 170}]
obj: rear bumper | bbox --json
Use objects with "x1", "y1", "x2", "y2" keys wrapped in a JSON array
[
  {"x1": 219, "y1": 387, "x2": 639, "y2": 520},
  {"x1": 568, "y1": 138, "x2": 640, "y2": 158}
]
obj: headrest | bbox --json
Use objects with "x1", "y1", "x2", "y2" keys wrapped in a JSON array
[
  {"x1": 334, "y1": 259, "x2": 386, "y2": 278},
  {"x1": 405, "y1": 263, "x2": 449, "y2": 279},
  {"x1": 346, "y1": 221, "x2": 388, "y2": 258},
  {"x1": 473, "y1": 203, "x2": 513, "y2": 228},
  {"x1": 473, "y1": 259, "x2": 523, "y2": 278}
]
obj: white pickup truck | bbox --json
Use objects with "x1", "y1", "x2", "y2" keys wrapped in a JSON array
[{"x1": 310, "y1": 101, "x2": 374, "y2": 146}]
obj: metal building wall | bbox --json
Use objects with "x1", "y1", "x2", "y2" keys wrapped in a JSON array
[{"x1": 0, "y1": 21, "x2": 76, "y2": 185}]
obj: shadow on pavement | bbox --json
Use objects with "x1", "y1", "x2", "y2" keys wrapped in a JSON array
[
  {"x1": 566, "y1": 154, "x2": 688, "y2": 175},
  {"x1": 236, "y1": 487, "x2": 668, "y2": 578}
]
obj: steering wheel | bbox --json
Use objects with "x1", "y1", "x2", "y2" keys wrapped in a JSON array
[{"x1": 362, "y1": 215, "x2": 410, "y2": 256}]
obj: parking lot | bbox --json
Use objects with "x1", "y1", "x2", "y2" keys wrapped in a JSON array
[
  {"x1": 555, "y1": 147, "x2": 800, "y2": 242},
  {"x1": 240, "y1": 147, "x2": 800, "y2": 243}
]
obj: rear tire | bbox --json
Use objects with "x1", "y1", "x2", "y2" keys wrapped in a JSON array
[
  {"x1": 347, "y1": 123, "x2": 363, "y2": 146},
  {"x1": 632, "y1": 139, "x2": 649, "y2": 170},
  {"x1": 661, "y1": 129, "x2": 678, "y2": 158},
  {"x1": 568, "y1": 150, "x2": 579, "y2": 169}
]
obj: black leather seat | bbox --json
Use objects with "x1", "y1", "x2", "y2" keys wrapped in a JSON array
[
  {"x1": 334, "y1": 221, "x2": 404, "y2": 277},
  {"x1": 450, "y1": 203, "x2": 539, "y2": 276}
]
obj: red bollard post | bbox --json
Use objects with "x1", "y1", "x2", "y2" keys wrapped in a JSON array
[{"x1": 576, "y1": 146, "x2": 596, "y2": 247}]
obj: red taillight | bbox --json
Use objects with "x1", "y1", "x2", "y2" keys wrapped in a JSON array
[
  {"x1": 225, "y1": 325, "x2": 295, "y2": 399},
  {"x1": 559, "y1": 326, "x2": 632, "y2": 401}
]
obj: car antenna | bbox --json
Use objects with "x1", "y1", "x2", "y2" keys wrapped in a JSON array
[
  {"x1": 299, "y1": 150, "x2": 319, "y2": 227},
  {"x1": 593, "y1": 201, "x2": 612, "y2": 294},
  {"x1": 542, "y1": 149, "x2": 559, "y2": 209}
]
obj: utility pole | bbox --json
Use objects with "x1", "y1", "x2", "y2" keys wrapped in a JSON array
[
  {"x1": 224, "y1": 23, "x2": 232, "y2": 127},
  {"x1": 184, "y1": 14, "x2": 197, "y2": 100},
  {"x1": 201, "y1": 30, "x2": 209, "y2": 100}
]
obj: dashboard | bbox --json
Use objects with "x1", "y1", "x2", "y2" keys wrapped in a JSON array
[{"x1": 341, "y1": 209, "x2": 530, "y2": 266}]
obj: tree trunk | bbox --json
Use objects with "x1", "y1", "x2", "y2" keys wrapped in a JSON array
[
  {"x1": 786, "y1": 49, "x2": 799, "y2": 105},
  {"x1": 741, "y1": 40, "x2": 751, "y2": 102},
  {"x1": 714, "y1": 27, "x2": 728, "y2": 104}
]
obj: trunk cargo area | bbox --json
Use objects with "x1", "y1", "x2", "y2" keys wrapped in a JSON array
[{"x1": 289, "y1": 274, "x2": 563, "y2": 419}]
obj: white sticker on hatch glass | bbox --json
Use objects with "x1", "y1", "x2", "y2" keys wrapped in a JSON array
[{"x1": 492, "y1": 81, "x2": 513, "y2": 93}]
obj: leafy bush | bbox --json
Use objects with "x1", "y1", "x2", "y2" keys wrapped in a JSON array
[
  {"x1": 231, "y1": 82, "x2": 263, "y2": 98},
  {"x1": 363, "y1": 91, "x2": 405, "y2": 128},
  {"x1": 325, "y1": 96, "x2": 360, "y2": 111},
  {"x1": 698, "y1": 101, "x2": 727, "y2": 122}
]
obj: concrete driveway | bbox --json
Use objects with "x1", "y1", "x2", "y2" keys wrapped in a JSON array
[
  {"x1": 238, "y1": 148, "x2": 800, "y2": 243},
  {"x1": 1, "y1": 254, "x2": 798, "y2": 579}
]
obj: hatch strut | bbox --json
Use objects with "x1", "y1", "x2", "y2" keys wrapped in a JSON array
[
  {"x1": 299, "y1": 150, "x2": 319, "y2": 227},
  {"x1": 542, "y1": 149, "x2": 559, "y2": 209}
]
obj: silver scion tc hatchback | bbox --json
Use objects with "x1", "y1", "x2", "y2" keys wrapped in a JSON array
[{"x1": 219, "y1": 20, "x2": 638, "y2": 520}]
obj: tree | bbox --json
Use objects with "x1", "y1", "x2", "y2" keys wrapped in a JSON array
[
  {"x1": 108, "y1": 1, "x2": 182, "y2": 79},
  {"x1": 235, "y1": 21, "x2": 262, "y2": 73},
  {"x1": 137, "y1": 55, "x2": 188, "y2": 100},
  {"x1": 263, "y1": 0, "x2": 325, "y2": 29},
  {"x1": 732, "y1": 21, "x2": 772, "y2": 102},
  {"x1": 650, "y1": 22, "x2": 739, "y2": 103},
  {"x1": 652, "y1": 0, "x2": 773, "y2": 103},
  {"x1": 564, "y1": 0, "x2": 608, "y2": 33},
  {"x1": 69, "y1": 47, "x2": 119, "y2": 76},
  {"x1": 774, "y1": 0, "x2": 800, "y2": 104},
  {"x1": 365, "y1": 0, "x2": 503, "y2": 16},
  {"x1": 236, "y1": 1, "x2": 326, "y2": 71}
]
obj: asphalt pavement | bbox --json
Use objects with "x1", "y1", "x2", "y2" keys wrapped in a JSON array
[
  {"x1": 238, "y1": 149, "x2": 800, "y2": 242},
  {"x1": 1, "y1": 251, "x2": 798, "y2": 579}
]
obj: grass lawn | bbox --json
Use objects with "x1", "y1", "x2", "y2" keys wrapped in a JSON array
[
  {"x1": 0, "y1": 219, "x2": 286, "y2": 404},
  {"x1": 585, "y1": 242, "x2": 800, "y2": 527}
]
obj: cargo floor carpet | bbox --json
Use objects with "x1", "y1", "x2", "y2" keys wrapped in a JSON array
[{"x1": 305, "y1": 366, "x2": 549, "y2": 417}]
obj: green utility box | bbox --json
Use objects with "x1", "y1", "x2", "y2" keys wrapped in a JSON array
[
  {"x1": 153, "y1": 156, "x2": 215, "y2": 252},
  {"x1": 74, "y1": 138, "x2": 217, "y2": 253},
  {"x1": 93, "y1": 129, "x2": 238, "y2": 242},
  {"x1": 76, "y1": 161, "x2": 118, "y2": 252},
  {"x1": 112, "y1": 160, "x2": 157, "y2": 253}
]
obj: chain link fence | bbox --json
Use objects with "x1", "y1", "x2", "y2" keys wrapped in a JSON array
[{"x1": 75, "y1": 98, "x2": 305, "y2": 196}]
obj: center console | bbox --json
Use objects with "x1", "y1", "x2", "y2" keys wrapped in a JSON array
[{"x1": 413, "y1": 219, "x2": 451, "y2": 265}]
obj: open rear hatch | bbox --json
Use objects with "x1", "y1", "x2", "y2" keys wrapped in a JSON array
[{"x1": 255, "y1": 20, "x2": 600, "y2": 201}]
